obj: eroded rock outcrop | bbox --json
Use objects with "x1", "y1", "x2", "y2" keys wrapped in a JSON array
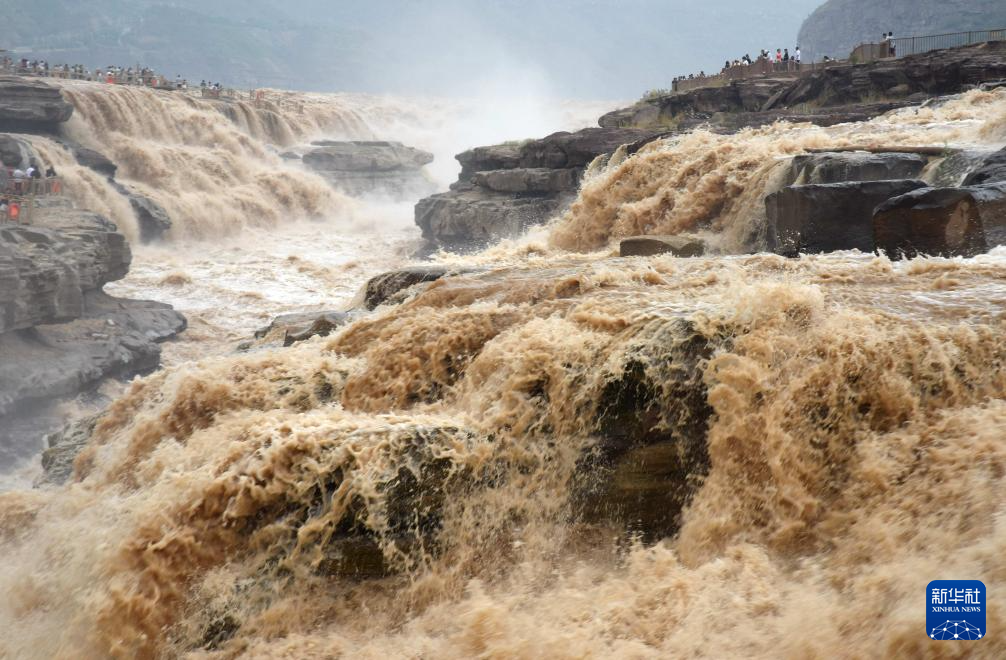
[
  {"x1": 416, "y1": 128, "x2": 662, "y2": 250},
  {"x1": 0, "y1": 76, "x2": 74, "y2": 132},
  {"x1": 0, "y1": 202, "x2": 185, "y2": 416},
  {"x1": 301, "y1": 141, "x2": 435, "y2": 199},
  {"x1": 0, "y1": 205, "x2": 130, "y2": 333}
]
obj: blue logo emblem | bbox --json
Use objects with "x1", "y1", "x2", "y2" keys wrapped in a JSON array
[{"x1": 927, "y1": 580, "x2": 986, "y2": 641}]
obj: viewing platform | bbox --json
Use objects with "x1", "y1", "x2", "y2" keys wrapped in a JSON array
[
  {"x1": 673, "y1": 27, "x2": 1006, "y2": 94},
  {"x1": 1, "y1": 170, "x2": 64, "y2": 224}
]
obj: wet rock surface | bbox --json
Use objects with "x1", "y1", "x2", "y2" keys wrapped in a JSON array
[
  {"x1": 253, "y1": 310, "x2": 352, "y2": 346},
  {"x1": 874, "y1": 182, "x2": 1006, "y2": 258},
  {"x1": 62, "y1": 140, "x2": 118, "y2": 178},
  {"x1": 962, "y1": 146, "x2": 1006, "y2": 186},
  {"x1": 766, "y1": 179, "x2": 928, "y2": 255},
  {"x1": 785, "y1": 151, "x2": 929, "y2": 185},
  {"x1": 416, "y1": 128, "x2": 662, "y2": 250},
  {"x1": 109, "y1": 181, "x2": 172, "y2": 242},
  {"x1": 362, "y1": 266, "x2": 454, "y2": 310},
  {"x1": 37, "y1": 412, "x2": 103, "y2": 486}
]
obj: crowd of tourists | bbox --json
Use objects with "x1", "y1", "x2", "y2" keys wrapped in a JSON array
[
  {"x1": 672, "y1": 45, "x2": 803, "y2": 84},
  {"x1": 0, "y1": 56, "x2": 190, "y2": 90}
]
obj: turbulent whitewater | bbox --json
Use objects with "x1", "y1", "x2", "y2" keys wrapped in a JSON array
[{"x1": 1, "y1": 86, "x2": 1005, "y2": 659}]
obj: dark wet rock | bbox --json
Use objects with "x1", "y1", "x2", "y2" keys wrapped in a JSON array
[
  {"x1": 766, "y1": 179, "x2": 928, "y2": 255},
  {"x1": 109, "y1": 181, "x2": 172, "y2": 242},
  {"x1": 962, "y1": 147, "x2": 1006, "y2": 186},
  {"x1": 251, "y1": 310, "x2": 351, "y2": 346},
  {"x1": 254, "y1": 310, "x2": 349, "y2": 340},
  {"x1": 786, "y1": 151, "x2": 929, "y2": 185},
  {"x1": 417, "y1": 128, "x2": 663, "y2": 250},
  {"x1": 873, "y1": 182, "x2": 1006, "y2": 258},
  {"x1": 0, "y1": 76, "x2": 74, "y2": 132},
  {"x1": 64, "y1": 141, "x2": 118, "y2": 178},
  {"x1": 575, "y1": 318, "x2": 713, "y2": 539},
  {"x1": 362, "y1": 266, "x2": 453, "y2": 310},
  {"x1": 283, "y1": 314, "x2": 350, "y2": 346},
  {"x1": 619, "y1": 235, "x2": 706, "y2": 258}
]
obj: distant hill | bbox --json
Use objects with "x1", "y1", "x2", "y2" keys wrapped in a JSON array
[
  {"x1": 798, "y1": 0, "x2": 1006, "y2": 61},
  {"x1": 1, "y1": 0, "x2": 822, "y2": 97}
]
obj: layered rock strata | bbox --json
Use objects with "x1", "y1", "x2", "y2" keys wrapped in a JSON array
[
  {"x1": 415, "y1": 128, "x2": 662, "y2": 251},
  {"x1": 0, "y1": 76, "x2": 74, "y2": 132},
  {"x1": 0, "y1": 202, "x2": 185, "y2": 416},
  {"x1": 299, "y1": 140, "x2": 435, "y2": 199}
]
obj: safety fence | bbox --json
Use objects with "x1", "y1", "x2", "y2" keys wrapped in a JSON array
[
  {"x1": 0, "y1": 176, "x2": 63, "y2": 225},
  {"x1": 891, "y1": 29, "x2": 1006, "y2": 58},
  {"x1": 674, "y1": 27, "x2": 1006, "y2": 94}
]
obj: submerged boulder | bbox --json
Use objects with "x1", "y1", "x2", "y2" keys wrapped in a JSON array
[
  {"x1": 766, "y1": 179, "x2": 927, "y2": 255},
  {"x1": 575, "y1": 318, "x2": 713, "y2": 539},
  {"x1": 619, "y1": 235, "x2": 706, "y2": 258},
  {"x1": 873, "y1": 183, "x2": 1006, "y2": 258}
]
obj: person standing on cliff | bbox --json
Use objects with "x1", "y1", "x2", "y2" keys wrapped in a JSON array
[{"x1": 795, "y1": 46, "x2": 801, "y2": 68}]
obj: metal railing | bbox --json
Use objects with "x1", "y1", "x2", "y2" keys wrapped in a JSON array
[
  {"x1": 892, "y1": 29, "x2": 1006, "y2": 58},
  {"x1": 672, "y1": 27, "x2": 1006, "y2": 94},
  {"x1": 0, "y1": 175, "x2": 63, "y2": 225}
]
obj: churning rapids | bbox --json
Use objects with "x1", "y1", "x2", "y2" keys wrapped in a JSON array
[{"x1": 0, "y1": 82, "x2": 1005, "y2": 658}]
